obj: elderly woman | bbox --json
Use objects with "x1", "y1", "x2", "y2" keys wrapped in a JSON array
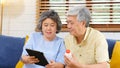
[{"x1": 21, "y1": 10, "x2": 65, "y2": 68}]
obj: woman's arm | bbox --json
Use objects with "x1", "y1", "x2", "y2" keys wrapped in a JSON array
[
  {"x1": 46, "y1": 60, "x2": 64, "y2": 68},
  {"x1": 21, "y1": 55, "x2": 39, "y2": 64}
]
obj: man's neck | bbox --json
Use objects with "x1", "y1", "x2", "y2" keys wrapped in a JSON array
[{"x1": 76, "y1": 28, "x2": 87, "y2": 44}]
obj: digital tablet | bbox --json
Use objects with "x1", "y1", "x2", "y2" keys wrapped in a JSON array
[{"x1": 26, "y1": 49, "x2": 49, "y2": 66}]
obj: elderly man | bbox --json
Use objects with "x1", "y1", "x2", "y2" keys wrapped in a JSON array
[{"x1": 64, "y1": 6, "x2": 110, "y2": 68}]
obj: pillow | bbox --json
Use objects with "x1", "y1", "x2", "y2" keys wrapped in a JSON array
[
  {"x1": 0, "y1": 35, "x2": 25, "y2": 68},
  {"x1": 107, "y1": 39, "x2": 116, "y2": 59},
  {"x1": 15, "y1": 35, "x2": 29, "y2": 68},
  {"x1": 110, "y1": 41, "x2": 120, "y2": 68}
]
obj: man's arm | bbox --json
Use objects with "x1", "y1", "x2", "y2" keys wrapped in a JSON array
[
  {"x1": 82, "y1": 62, "x2": 108, "y2": 68},
  {"x1": 64, "y1": 55, "x2": 109, "y2": 68}
]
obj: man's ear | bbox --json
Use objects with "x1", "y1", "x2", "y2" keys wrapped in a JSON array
[{"x1": 81, "y1": 20, "x2": 86, "y2": 27}]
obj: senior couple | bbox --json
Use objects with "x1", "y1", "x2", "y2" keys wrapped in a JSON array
[{"x1": 21, "y1": 6, "x2": 110, "y2": 68}]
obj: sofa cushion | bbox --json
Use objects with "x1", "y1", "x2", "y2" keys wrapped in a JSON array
[
  {"x1": 107, "y1": 39, "x2": 116, "y2": 59},
  {"x1": 0, "y1": 35, "x2": 25, "y2": 68},
  {"x1": 16, "y1": 35, "x2": 29, "y2": 68},
  {"x1": 110, "y1": 41, "x2": 120, "y2": 68}
]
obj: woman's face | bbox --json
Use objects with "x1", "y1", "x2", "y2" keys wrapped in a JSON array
[{"x1": 42, "y1": 18, "x2": 57, "y2": 40}]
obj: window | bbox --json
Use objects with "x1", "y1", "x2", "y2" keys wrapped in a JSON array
[
  {"x1": 0, "y1": 0, "x2": 3, "y2": 34},
  {"x1": 36, "y1": 0, "x2": 120, "y2": 32}
]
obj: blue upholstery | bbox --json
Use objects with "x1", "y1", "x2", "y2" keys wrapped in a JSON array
[
  {"x1": 0, "y1": 35, "x2": 25, "y2": 68},
  {"x1": 107, "y1": 39, "x2": 116, "y2": 59}
]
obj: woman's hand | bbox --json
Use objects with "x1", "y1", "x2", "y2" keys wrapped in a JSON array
[
  {"x1": 46, "y1": 60, "x2": 64, "y2": 68},
  {"x1": 21, "y1": 55, "x2": 39, "y2": 64}
]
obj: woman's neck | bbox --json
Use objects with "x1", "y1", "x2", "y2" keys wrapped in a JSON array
[{"x1": 43, "y1": 35, "x2": 56, "y2": 41}]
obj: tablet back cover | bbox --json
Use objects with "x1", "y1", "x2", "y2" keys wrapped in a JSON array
[{"x1": 26, "y1": 49, "x2": 49, "y2": 66}]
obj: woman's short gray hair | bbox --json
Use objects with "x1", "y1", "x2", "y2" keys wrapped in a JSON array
[
  {"x1": 67, "y1": 6, "x2": 91, "y2": 27},
  {"x1": 37, "y1": 10, "x2": 62, "y2": 33}
]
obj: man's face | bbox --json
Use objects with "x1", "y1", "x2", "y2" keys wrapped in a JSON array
[{"x1": 66, "y1": 15, "x2": 85, "y2": 36}]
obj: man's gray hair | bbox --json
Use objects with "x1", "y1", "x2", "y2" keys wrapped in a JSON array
[{"x1": 67, "y1": 6, "x2": 91, "y2": 27}]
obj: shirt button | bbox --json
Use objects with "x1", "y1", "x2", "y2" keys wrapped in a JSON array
[
  {"x1": 80, "y1": 54, "x2": 82, "y2": 56},
  {"x1": 79, "y1": 46, "x2": 81, "y2": 47}
]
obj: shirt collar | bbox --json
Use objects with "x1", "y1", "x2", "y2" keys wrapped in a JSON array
[{"x1": 83, "y1": 27, "x2": 90, "y2": 41}]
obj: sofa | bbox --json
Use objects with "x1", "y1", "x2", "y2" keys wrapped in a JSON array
[
  {"x1": 0, "y1": 35, "x2": 25, "y2": 68},
  {"x1": 107, "y1": 39, "x2": 120, "y2": 68},
  {"x1": 107, "y1": 39, "x2": 116, "y2": 59},
  {"x1": 0, "y1": 35, "x2": 119, "y2": 68}
]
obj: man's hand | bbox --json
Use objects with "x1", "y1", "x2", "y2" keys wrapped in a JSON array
[{"x1": 64, "y1": 54, "x2": 84, "y2": 68}]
